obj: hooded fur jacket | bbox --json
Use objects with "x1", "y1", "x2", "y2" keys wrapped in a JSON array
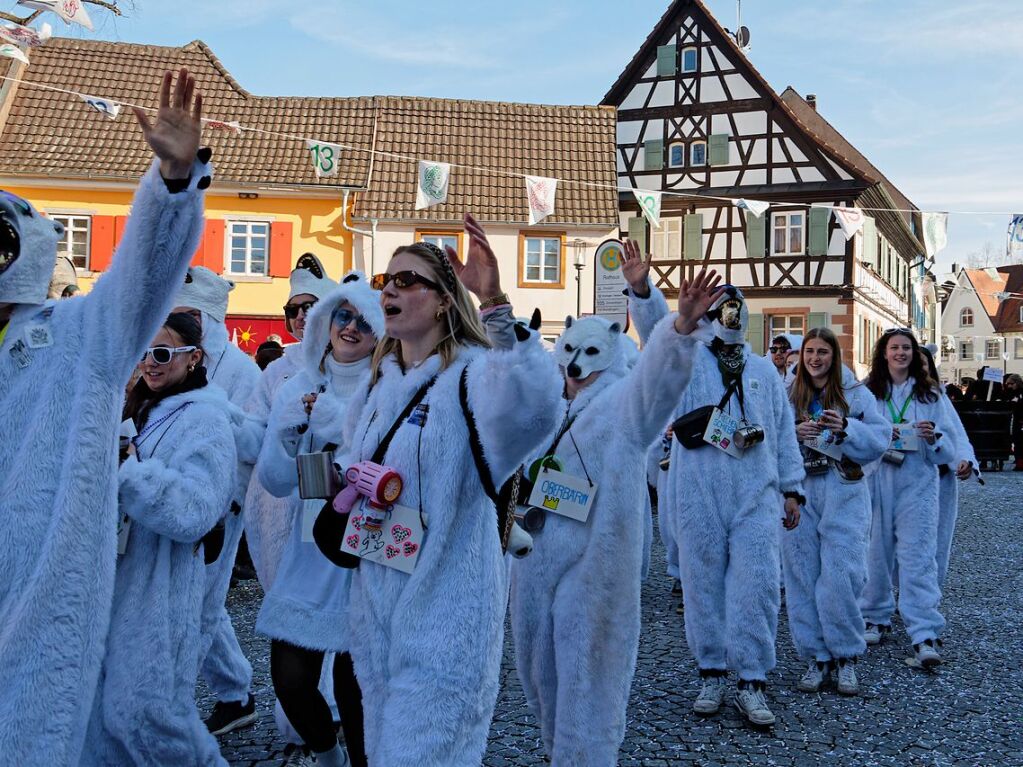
[
  {"x1": 510, "y1": 313, "x2": 698, "y2": 766},
  {"x1": 82, "y1": 384, "x2": 234, "y2": 766},
  {"x1": 0, "y1": 158, "x2": 208, "y2": 765},
  {"x1": 339, "y1": 329, "x2": 561, "y2": 767},
  {"x1": 936, "y1": 394, "x2": 976, "y2": 588}
]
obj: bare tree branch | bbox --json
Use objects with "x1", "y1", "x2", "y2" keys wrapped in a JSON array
[{"x1": 1, "y1": 1, "x2": 124, "y2": 26}]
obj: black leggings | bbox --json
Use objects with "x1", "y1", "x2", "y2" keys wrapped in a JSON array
[{"x1": 270, "y1": 640, "x2": 366, "y2": 766}]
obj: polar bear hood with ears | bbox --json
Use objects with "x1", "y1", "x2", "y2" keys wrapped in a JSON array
[{"x1": 554, "y1": 315, "x2": 630, "y2": 381}]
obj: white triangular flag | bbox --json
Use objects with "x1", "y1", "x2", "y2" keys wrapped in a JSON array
[
  {"x1": 735, "y1": 198, "x2": 770, "y2": 218},
  {"x1": 0, "y1": 21, "x2": 51, "y2": 47},
  {"x1": 17, "y1": 0, "x2": 93, "y2": 30},
  {"x1": 0, "y1": 44, "x2": 28, "y2": 65},
  {"x1": 1002, "y1": 352, "x2": 1011, "y2": 361},
  {"x1": 922, "y1": 212, "x2": 949, "y2": 258},
  {"x1": 833, "y1": 206, "x2": 866, "y2": 240},
  {"x1": 305, "y1": 140, "x2": 342, "y2": 178},
  {"x1": 525, "y1": 176, "x2": 557, "y2": 225},
  {"x1": 633, "y1": 189, "x2": 662, "y2": 229},
  {"x1": 81, "y1": 94, "x2": 120, "y2": 120},
  {"x1": 415, "y1": 160, "x2": 450, "y2": 210}
]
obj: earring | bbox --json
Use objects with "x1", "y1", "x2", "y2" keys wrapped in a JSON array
[
  {"x1": 188, "y1": 364, "x2": 195, "y2": 372},
  {"x1": 435, "y1": 308, "x2": 445, "y2": 321}
]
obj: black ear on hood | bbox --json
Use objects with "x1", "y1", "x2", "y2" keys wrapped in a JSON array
[
  {"x1": 342, "y1": 273, "x2": 360, "y2": 284},
  {"x1": 564, "y1": 315, "x2": 573, "y2": 329},
  {"x1": 608, "y1": 321, "x2": 622, "y2": 335},
  {"x1": 529, "y1": 308, "x2": 542, "y2": 331}
]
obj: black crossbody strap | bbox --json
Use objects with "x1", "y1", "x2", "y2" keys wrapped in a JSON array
[
  {"x1": 370, "y1": 375, "x2": 437, "y2": 465},
  {"x1": 459, "y1": 366, "x2": 498, "y2": 503}
]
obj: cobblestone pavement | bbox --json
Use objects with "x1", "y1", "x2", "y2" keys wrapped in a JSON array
[{"x1": 202, "y1": 473, "x2": 1023, "y2": 766}]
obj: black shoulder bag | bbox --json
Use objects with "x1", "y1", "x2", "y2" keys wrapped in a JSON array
[{"x1": 671, "y1": 380, "x2": 739, "y2": 450}]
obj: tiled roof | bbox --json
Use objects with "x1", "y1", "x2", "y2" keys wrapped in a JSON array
[
  {"x1": 965, "y1": 266, "x2": 1023, "y2": 333},
  {"x1": 353, "y1": 96, "x2": 619, "y2": 226}
]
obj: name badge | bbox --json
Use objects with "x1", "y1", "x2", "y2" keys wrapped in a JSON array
[
  {"x1": 891, "y1": 425, "x2": 919, "y2": 452},
  {"x1": 703, "y1": 407, "x2": 742, "y2": 458},
  {"x1": 25, "y1": 322, "x2": 53, "y2": 349},
  {"x1": 117, "y1": 513, "x2": 132, "y2": 556},
  {"x1": 340, "y1": 498, "x2": 424, "y2": 574},
  {"x1": 806, "y1": 429, "x2": 844, "y2": 460},
  {"x1": 527, "y1": 468, "x2": 597, "y2": 522}
]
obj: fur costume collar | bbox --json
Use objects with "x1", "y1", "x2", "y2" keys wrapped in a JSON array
[{"x1": 301, "y1": 271, "x2": 385, "y2": 383}]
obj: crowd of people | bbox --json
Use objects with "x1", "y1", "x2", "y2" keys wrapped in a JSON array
[{"x1": 0, "y1": 70, "x2": 987, "y2": 766}]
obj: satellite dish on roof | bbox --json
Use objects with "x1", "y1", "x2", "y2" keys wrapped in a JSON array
[{"x1": 735, "y1": 25, "x2": 751, "y2": 48}]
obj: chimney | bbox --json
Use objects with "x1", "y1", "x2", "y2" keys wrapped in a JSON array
[{"x1": 806, "y1": 93, "x2": 817, "y2": 111}]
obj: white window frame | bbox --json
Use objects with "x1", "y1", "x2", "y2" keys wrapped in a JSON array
[
  {"x1": 986, "y1": 339, "x2": 1001, "y2": 360},
  {"x1": 1019, "y1": 306, "x2": 1023, "y2": 324},
  {"x1": 960, "y1": 341, "x2": 974, "y2": 359},
  {"x1": 651, "y1": 217, "x2": 682, "y2": 261},
  {"x1": 690, "y1": 140, "x2": 707, "y2": 167},
  {"x1": 51, "y1": 214, "x2": 91, "y2": 271},
  {"x1": 1015, "y1": 338, "x2": 1023, "y2": 359},
  {"x1": 417, "y1": 231, "x2": 460, "y2": 257},
  {"x1": 225, "y1": 220, "x2": 271, "y2": 277},
  {"x1": 960, "y1": 307, "x2": 974, "y2": 327},
  {"x1": 771, "y1": 211, "x2": 805, "y2": 256},
  {"x1": 768, "y1": 314, "x2": 806, "y2": 338},
  {"x1": 681, "y1": 46, "x2": 698, "y2": 73},
  {"x1": 668, "y1": 141, "x2": 686, "y2": 169},
  {"x1": 522, "y1": 236, "x2": 562, "y2": 285}
]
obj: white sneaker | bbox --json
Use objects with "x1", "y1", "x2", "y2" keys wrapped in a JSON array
[
  {"x1": 914, "y1": 640, "x2": 942, "y2": 669},
  {"x1": 836, "y1": 659, "x2": 859, "y2": 695},
  {"x1": 281, "y1": 745, "x2": 315, "y2": 767},
  {"x1": 864, "y1": 623, "x2": 890, "y2": 646},
  {"x1": 796, "y1": 660, "x2": 829, "y2": 693},
  {"x1": 693, "y1": 675, "x2": 728, "y2": 715},
  {"x1": 734, "y1": 683, "x2": 776, "y2": 726}
]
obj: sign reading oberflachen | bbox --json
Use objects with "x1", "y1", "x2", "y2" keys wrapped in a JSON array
[{"x1": 593, "y1": 239, "x2": 629, "y2": 329}]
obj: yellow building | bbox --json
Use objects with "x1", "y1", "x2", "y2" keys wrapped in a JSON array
[{"x1": 0, "y1": 39, "x2": 618, "y2": 348}]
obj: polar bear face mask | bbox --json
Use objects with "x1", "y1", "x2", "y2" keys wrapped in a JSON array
[
  {"x1": 0, "y1": 191, "x2": 64, "y2": 307},
  {"x1": 555, "y1": 315, "x2": 622, "y2": 383}
]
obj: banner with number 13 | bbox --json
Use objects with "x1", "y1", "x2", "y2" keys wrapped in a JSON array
[{"x1": 306, "y1": 140, "x2": 342, "y2": 178}]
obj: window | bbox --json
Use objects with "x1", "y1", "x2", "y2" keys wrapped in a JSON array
[
  {"x1": 940, "y1": 345, "x2": 951, "y2": 361},
  {"x1": 416, "y1": 230, "x2": 461, "y2": 258},
  {"x1": 959, "y1": 307, "x2": 974, "y2": 327},
  {"x1": 51, "y1": 214, "x2": 90, "y2": 270},
  {"x1": 690, "y1": 141, "x2": 707, "y2": 167},
  {"x1": 668, "y1": 142, "x2": 685, "y2": 168},
  {"x1": 226, "y1": 220, "x2": 270, "y2": 276},
  {"x1": 1019, "y1": 306, "x2": 1023, "y2": 324},
  {"x1": 769, "y1": 314, "x2": 805, "y2": 339},
  {"x1": 1016, "y1": 338, "x2": 1023, "y2": 359},
  {"x1": 519, "y1": 234, "x2": 564, "y2": 288},
  {"x1": 986, "y1": 339, "x2": 1001, "y2": 360},
  {"x1": 651, "y1": 218, "x2": 682, "y2": 261},
  {"x1": 682, "y1": 47, "x2": 698, "y2": 73},
  {"x1": 960, "y1": 341, "x2": 973, "y2": 359},
  {"x1": 772, "y1": 212, "x2": 805, "y2": 256}
]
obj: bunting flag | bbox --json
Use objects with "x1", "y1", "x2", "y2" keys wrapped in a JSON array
[
  {"x1": 18, "y1": 0, "x2": 93, "y2": 30},
  {"x1": 306, "y1": 140, "x2": 341, "y2": 178},
  {"x1": 0, "y1": 44, "x2": 29, "y2": 66},
  {"x1": 922, "y1": 212, "x2": 949, "y2": 258},
  {"x1": 1008, "y1": 214, "x2": 1023, "y2": 257},
  {"x1": 81, "y1": 94, "x2": 120, "y2": 120},
  {"x1": 0, "y1": 21, "x2": 51, "y2": 47},
  {"x1": 415, "y1": 160, "x2": 450, "y2": 210},
  {"x1": 207, "y1": 119, "x2": 243, "y2": 135},
  {"x1": 525, "y1": 175, "x2": 557, "y2": 225},
  {"x1": 833, "y1": 206, "x2": 866, "y2": 240},
  {"x1": 633, "y1": 189, "x2": 662, "y2": 229},
  {"x1": 735, "y1": 198, "x2": 770, "y2": 218}
]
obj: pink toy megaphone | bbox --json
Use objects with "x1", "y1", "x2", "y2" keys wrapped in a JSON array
[{"x1": 332, "y1": 460, "x2": 403, "y2": 516}]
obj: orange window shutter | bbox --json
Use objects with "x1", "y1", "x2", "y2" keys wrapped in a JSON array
[
  {"x1": 113, "y1": 215, "x2": 128, "y2": 246},
  {"x1": 203, "y1": 219, "x2": 225, "y2": 273},
  {"x1": 89, "y1": 215, "x2": 116, "y2": 272},
  {"x1": 269, "y1": 221, "x2": 294, "y2": 278}
]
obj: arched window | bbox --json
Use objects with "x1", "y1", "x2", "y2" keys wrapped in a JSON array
[
  {"x1": 668, "y1": 142, "x2": 685, "y2": 168},
  {"x1": 682, "y1": 47, "x2": 698, "y2": 73},
  {"x1": 690, "y1": 140, "x2": 707, "y2": 167},
  {"x1": 960, "y1": 307, "x2": 974, "y2": 327}
]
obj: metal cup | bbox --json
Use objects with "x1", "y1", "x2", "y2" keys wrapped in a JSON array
[
  {"x1": 733, "y1": 424, "x2": 766, "y2": 449},
  {"x1": 882, "y1": 449, "x2": 906, "y2": 466},
  {"x1": 297, "y1": 450, "x2": 342, "y2": 499}
]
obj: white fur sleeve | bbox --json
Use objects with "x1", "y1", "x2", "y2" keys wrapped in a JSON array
[
  {"x1": 118, "y1": 408, "x2": 235, "y2": 542},
  {"x1": 939, "y1": 395, "x2": 977, "y2": 466},
  {"x1": 615, "y1": 313, "x2": 698, "y2": 449},
  {"x1": 84, "y1": 157, "x2": 209, "y2": 385},
  {"x1": 626, "y1": 279, "x2": 671, "y2": 344},
  {"x1": 840, "y1": 385, "x2": 891, "y2": 465},
  {"x1": 923, "y1": 397, "x2": 953, "y2": 465},
  {"x1": 257, "y1": 380, "x2": 309, "y2": 498},
  {"x1": 465, "y1": 335, "x2": 563, "y2": 486},
  {"x1": 772, "y1": 375, "x2": 806, "y2": 494}
]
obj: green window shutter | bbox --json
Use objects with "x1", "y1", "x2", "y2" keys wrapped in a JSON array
[
  {"x1": 808, "y1": 207, "x2": 830, "y2": 256},
  {"x1": 746, "y1": 313, "x2": 765, "y2": 355},
  {"x1": 627, "y1": 216, "x2": 648, "y2": 256},
  {"x1": 745, "y1": 212, "x2": 766, "y2": 257},
  {"x1": 643, "y1": 140, "x2": 664, "y2": 171},
  {"x1": 708, "y1": 134, "x2": 729, "y2": 166},
  {"x1": 808, "y1": 311, "x2": 828, "y2": 331},
  {"x1": 861, "y1": 217, "x2": 877, "y2": 268},
  {"x1": 656, "y1": 44, "x2": 676, "y2": 76},
  {"x1": 683, "y1": 213, "x2": 703, "y2": 260}
]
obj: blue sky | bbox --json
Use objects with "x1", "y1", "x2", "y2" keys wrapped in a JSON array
[{"x1": 76, "y1": 0, "x2": 1021, "y2": 272}]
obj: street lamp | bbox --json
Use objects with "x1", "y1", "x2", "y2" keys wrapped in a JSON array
[{"x1": 571, "y1": 238, "x2": 587, "y2": 317}]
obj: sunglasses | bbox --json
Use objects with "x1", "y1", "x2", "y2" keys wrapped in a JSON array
[
  {"x1": 283, "y1": 300, "x2": 316, "y2": 320},
  {"x1": 883, "y1": 327, "x2": 913, "y2": 336},
  {"x1": 768, "y1": 346, "x2": 790, "y2": 354},
  {"x1": 371, "y1": 270, "x2": 441, "y2": 292},
  {"x1": 331, "y1": 307, "x2": 373, "y2": 335},
  {"x1": 142, "y1": 345, "x2": 197, "y2": 365}
]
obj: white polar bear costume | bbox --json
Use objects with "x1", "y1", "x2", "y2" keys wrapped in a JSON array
[
  {"x1": 935, "y1": 395, "x2": 977, "y2": 589},
  {"x1": 0, "y1": 157, "x2": 209, "y2": 765},
  {"x1": 510, "y1": 312, "x2": 698, "y2": 766}
]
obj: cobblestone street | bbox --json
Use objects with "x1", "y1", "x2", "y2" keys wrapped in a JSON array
[{"x1": 202, "y1": 473, "x2": 1023, "y2": 766}]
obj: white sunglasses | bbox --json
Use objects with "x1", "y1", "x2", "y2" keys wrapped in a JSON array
[{"x1": 142, "y1": 345, "x2": 197, "y2": 365}]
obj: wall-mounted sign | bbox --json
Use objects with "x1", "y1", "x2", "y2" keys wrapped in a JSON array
[{"x1": 593, "y1": 239, "x2": 629, "y2": 329}]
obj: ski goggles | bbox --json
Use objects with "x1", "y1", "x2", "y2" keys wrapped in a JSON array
[
  {"x1": 141, "y1": 345, "x2": 196, "y2": 365},
  {"x1": 371, "y1": 270, "x2": 442, "y2": 292},
  {"x1": 330, "y1": 306, "x2": 374, "y2": 335}
]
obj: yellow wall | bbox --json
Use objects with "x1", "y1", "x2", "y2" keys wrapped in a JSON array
[{"x1": 7, "y1": 184, "x2": 353, "y2": 317}]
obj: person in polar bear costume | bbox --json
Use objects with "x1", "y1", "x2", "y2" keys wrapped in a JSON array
[
  {"x1": 510, "y1": 256, "x2": 724, "y2": 766},
  {"x1": 172, "y1": 266, "x2": 263, "y2": 734},
  {"x1": 82, "y1": 313, "x2": 233, "y2": 766},
  {"x1": 0, "y1": 69, "x2": 209, "y2": 765},
  {"x1": 337, "y1": 217, "x2": 562, "y2": 767},
  {"x1": 782, "y1": 330, "x2": 889, "y2": 697},
  {"x1": 623, "y1": 249, "x2": 804, "y2": 727}
]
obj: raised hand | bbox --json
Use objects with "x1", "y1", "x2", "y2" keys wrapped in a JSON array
[
  {"x1": 447, "y1": 213, "x2": 503, "y2": 301},
  {"x1": 621, "y1": 238, "x2": 652, "y2": 297},
  {"x1": 133, "y1": 68, "x2": 203, "y2": 180},
  {"x1": 674, "y1": 267, "x2": 725, "y2": 335}
]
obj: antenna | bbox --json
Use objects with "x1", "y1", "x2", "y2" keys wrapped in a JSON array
[{"x1": 735, "y1": 0, "x2": 751, "y2": 50}]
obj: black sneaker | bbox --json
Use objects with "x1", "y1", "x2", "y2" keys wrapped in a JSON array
[{"x1": 204, "y1": 693, "x2": 257, "y2": 736}]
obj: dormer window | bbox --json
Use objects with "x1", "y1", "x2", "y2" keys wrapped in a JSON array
[
  {"x1": 668, "y1": 142, "x2": 685, "y2": 168},
  {"x1": 960, "y1": 307, "x2": 974, "y2": 328},
  {"x1": 691, "y1": 140, "x2": 707, "y2": 166},
  {"x1": 682, "y1": 47, "x2": 698, "y2": 73}
]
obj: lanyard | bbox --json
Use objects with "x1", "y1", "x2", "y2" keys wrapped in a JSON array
[
  {"x1": 133, "y1": 402, "x2": 193, "y2": 452},
  {"x1": 885, "y1": 392, "x2": 913, "y2": 424},
  {"x1": 0, "y1": 321, "x2": 8, "y2": 348}
]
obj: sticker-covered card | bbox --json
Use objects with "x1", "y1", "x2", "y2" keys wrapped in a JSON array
[{"x1": 340, "y1": 499, "x2": 424, "y2": 574}]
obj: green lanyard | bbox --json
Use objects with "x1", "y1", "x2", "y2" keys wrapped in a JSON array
[
  {"x1": 885, "y1": 392, "x2": 913, "y2": 424},
  {"x1": 0, "y1": 321, "x2": 8, "y2": 348}
]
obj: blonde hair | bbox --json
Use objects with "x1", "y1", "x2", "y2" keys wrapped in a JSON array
[
  {"x1": 790, "y1": 328, "x2": 849, "y2": 419},
  {"x1": 370, "y1": 243, "x2": 491, "y2": 383}
]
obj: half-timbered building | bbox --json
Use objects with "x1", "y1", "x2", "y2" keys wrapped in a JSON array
[{"x1": 602, "y1": 0, "x2": 929, "y2": 376}]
